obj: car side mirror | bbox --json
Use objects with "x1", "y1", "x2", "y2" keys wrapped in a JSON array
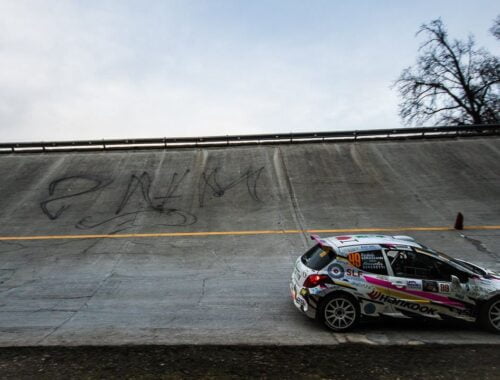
[{"x1": 450, "y1": 275, "x2": 461, "y2": 287}]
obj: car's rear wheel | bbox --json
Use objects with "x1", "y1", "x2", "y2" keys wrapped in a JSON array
[
  {"x1": 318, "y1": 293, "x2": 359, "y2": 332},
  {"x1": 478, "y1": 297, "x2": 500, "y2": 333}
]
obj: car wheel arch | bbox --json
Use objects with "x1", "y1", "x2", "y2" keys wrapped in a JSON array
[
  {"x1": 477, "y1": 295, "x2": 500, "y2": 333},
  {"x1": 317, "y1": 290, "x2": 359, "y2": 310}
]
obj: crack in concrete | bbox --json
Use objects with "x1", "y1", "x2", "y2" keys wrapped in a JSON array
[
  {"x1": 0, "y1": 269, "x2": 16, "y2": 285},
  {"x1": 81, "y1": 240, "x2": 100, "y2": 255},
  {"x1": 460, "y1": 234, "x2": 500, "y2": 260},
  {"x1": 130, "y1": 240, "x2": 154, "y2": 247},
  {"x1": 0, "y1": 279, "x2": 38, "y2": 295},
  {"x1": 0, "y1": 308, "x2": 79, "y2": 313},
  {"x1": 48, "y1": 296, "x2": 93, "y2": 300},
  {"x1": 209, "y1": 250, "x2": 232, "y2": 272},
  {"x1": 36, "y1": 253, "x2": 123, "y2": 344},
  {"x1": 0, "y1": 241, "x2": 28, "y2": 253},
  {"x1": 275, "y1": 147, "x2": 308, "y2": 248},
  {"x1": 197, "y1": 278, "x2": 208, "y2": 305}
]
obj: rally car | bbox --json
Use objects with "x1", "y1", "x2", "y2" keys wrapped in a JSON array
[{"x1": 290, "y1": 234, "x2": 500, "y2": 333}]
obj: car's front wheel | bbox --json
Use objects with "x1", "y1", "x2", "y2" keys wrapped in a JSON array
[
  {"x1": 318, "y1": 293, "x2": 360, "y2": 332},
  {"x1": 478, "y1": 297, "x2": 500, "y2": 333}
]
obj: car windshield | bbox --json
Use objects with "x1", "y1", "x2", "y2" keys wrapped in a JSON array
[
  {"x1": 301, "y1": 244, "x2": 336, "y2": 270},
  {"x1": 450, "y1": 259, "x2": 487, "y2": 276}
]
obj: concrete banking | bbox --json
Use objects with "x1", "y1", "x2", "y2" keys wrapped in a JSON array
[{"x1": 0, "y1": 137, "x2": 499, "y2": 346}]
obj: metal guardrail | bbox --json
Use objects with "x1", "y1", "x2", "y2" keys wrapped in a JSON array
[{"x1": 1, "y1": 124, "x2": 499, "y2": 154}]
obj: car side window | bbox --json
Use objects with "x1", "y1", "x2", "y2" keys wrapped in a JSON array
[
  {"x1": 432, "y1": 260, "x2": 470, "y2": 283},
  {"x1": 347, "y1": 250, "x2": 388, "y2": 275},
  {"x1": 386, "y1": 249, "x2": 467, "y2": 282}
]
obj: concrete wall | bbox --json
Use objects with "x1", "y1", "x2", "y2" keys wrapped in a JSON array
[{"x1": 1, "y1": 138, "x2": 499, "y2": 236}]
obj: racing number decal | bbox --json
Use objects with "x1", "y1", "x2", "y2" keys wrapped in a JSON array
[{"x1": 348, "y1": 252, "x2": 362, "y2": 268}]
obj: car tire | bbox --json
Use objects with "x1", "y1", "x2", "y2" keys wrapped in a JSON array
[
  {"x1": 318, "y1": 292, "x2": 360, "y2": 332},
  {"x1": 478, "y1": 297, "x2": 500, "y2": 334}
]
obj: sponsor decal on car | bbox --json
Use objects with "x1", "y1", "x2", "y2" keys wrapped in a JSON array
[
  {"x1": 295, "y1": 296, "x2": 306, "y2": 307},
  {"x1": 347, "y1": 252, "x2": 362, "y2": 268},
  {"x1": 363, "y1": 302, "x2": 377, "y2": 314},
  {"x1": 339, "y1": 245, "x2": 382, "y2": 254},
  {"x1": 406, "y1": 280, "x2": 422, "y2": 290},
  {"x1": 368, "y1": 290, "x2": 436, "y2": 315},
  {"x1": 327, "y1": 263, "x2": 345, "y2": 279},
  {"x1": 336, "y1": 236, "x2": 355, "y2": 241},
  {"x1": 439, "y1": 283, "x2": 451, "y2": 293},
  {"x1": 423, "y1": 280, "x2": 439, "y2": 293},
  {"x1": 346, "y1": 250, "x2": 387, "y2": 272},
  {"x1": 364, "y1": 275, "x2": 465, "y2": 308},
  {"x1": 345, "y1": 268, "x2": 363, "y2": 277},
  {"x1": 359, "y1": 251, "x2": 386, "y2": 272}
]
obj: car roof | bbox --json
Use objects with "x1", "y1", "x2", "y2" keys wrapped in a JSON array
[{"x1": 313, "y1": 234, "x2": 423, "y2": 250}]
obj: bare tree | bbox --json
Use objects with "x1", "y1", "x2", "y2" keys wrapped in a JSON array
[
  {"x1": 394, "y1": 19, "x2": 499, "y2": 126},
  {"x1": 490, "y1": 15, "x2": 500, "y2": 40}
]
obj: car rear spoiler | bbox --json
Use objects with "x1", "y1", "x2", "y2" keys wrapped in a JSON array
[{"x1": 310, "y1": 234, "x2": 332, "y2": 249}]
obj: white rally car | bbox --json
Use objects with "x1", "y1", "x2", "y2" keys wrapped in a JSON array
[{"x1": 290, "y1": 234, "x2": 500, "y2": 333}]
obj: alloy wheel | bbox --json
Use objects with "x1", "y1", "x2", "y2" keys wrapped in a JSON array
[
  {"x1": 489, "y1": 299, "x2": 500, "y2": 331},
  {"x1": 324, "y1": 297, "x2": 357, "y2": 330}
]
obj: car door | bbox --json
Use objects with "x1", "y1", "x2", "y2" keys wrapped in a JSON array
[
  {"x1": 382, "y1": 248, "x2": 459, "y2": 317},
  {"x1": 341, "y1": 247, "x2": 398, "y2": 314}
]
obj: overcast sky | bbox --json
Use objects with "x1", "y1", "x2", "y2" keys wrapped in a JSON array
[{"x1": 0, "y1": 1, "x2": 498, "y2": 142}]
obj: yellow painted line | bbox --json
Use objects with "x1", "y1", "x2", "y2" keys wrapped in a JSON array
[
  {"x1": 307, "y1": 227, "x2": 452, "y2": 233},
  {"x1": 0, "y1": 230, "x2": 300, "y2": 241},
  {"x1": 464, "y1": 225, "x2": 500, "y2": 230},
  {"x1": 0, "y1": 225, "x2": 499, "y2": 241}
]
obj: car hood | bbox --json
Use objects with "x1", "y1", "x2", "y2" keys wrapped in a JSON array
[{"x1": 460, "y1": 260, "x2": 500, "y2": 293}]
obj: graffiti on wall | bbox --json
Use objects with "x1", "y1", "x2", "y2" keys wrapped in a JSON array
[{"x1": 39, "y1": 166, "x2": 265, "y2": 232}]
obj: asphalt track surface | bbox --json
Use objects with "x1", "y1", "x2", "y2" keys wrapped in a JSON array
[{"x1": 0, "y1": 137, "x2": 500, "y2": 347}]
